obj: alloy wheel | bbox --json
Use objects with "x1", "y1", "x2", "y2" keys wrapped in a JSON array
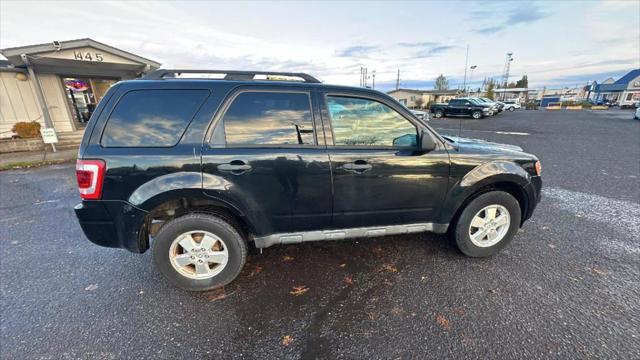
[
  {"x1": 468, "y1": 205, "x2": 510, "y2": 247},
  {"x1": 168, "y1": 230, "x2": 229, "y2": 279}
]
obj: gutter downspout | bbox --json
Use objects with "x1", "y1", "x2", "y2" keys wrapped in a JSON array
[{"x1": 20, "y1": 54, "x2": 56, "y2": 152}]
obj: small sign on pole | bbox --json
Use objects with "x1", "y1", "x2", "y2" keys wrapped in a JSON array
[
  {"x1": 40, "y1": 128, "x2": 58, "y2": 153},
  {"x1": 40, "y1": 128, "x2": 58, "y2": 144}
]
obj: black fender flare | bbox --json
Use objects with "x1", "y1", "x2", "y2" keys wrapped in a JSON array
[
  {"x1": 437, "y1": 161, "x2": 532, "y2": 225},
  {"x1": 127, "y1": 171, "x2": 263, "y2": 235}
]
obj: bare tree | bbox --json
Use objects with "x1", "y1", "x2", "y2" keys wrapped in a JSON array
[
  {"x1": 414, "y1": 97, "x2": 425, "y2": 109},
  {"x1": 434, "y1": 74, "x2": 449, "y2": 90}
]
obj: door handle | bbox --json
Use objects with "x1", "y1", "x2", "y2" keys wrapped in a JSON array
[
  {"x1": 343, "y1": 161, "x2": 372, "y2": 173},
  {"x1": 218, "y1": 160, "x2": 252, "y2": 174}
]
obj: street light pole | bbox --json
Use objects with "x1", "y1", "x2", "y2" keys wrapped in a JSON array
[
  {"x1": 469, "y1": 65, "x2": 477, "y2": 95},
  {"x1": 462, "y1": 44, "x2": 469, "y2": 94}
]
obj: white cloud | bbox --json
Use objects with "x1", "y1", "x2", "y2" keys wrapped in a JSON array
[{"x1": 1, "y1": 0, "x2": 638, "y2": 89}]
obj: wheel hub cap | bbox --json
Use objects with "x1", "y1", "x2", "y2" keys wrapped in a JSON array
[
  {"x1": 169, "y1": 231, "x2": 229, "y2": 280},
  {"x1": 468, "y1": 205, "x2": 510, "y2": 247}
]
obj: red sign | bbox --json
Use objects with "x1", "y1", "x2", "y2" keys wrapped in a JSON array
[{"x1": 64, "y1": 79, "x2": 89, "y2": 92}]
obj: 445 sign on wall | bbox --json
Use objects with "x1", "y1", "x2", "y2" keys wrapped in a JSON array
[{"x1": 73, "y1": 51, "x2": 104, "y2": 62}]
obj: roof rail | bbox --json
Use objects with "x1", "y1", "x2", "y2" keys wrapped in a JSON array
[{"x1": 142, "y1": 69, "x2": 321, "y2": 83}]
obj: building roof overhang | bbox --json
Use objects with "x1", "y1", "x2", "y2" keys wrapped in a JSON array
[{"x1": 0, "y1": 38, "x2": 161, "y2": 70}]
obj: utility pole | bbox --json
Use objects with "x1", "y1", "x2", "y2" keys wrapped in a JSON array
[
  {"x1": 372, "y1": 70, "x2": 376, "y2": 89},
  {"x1": 364, "y1": 67, "x2": 368, "y2": 88},
  {"x1": 462, "y1": 44, "x2": 469, "y2": 94},
  {"x1": 396, "y1": 69, "x2": 400, "y2": 90}
]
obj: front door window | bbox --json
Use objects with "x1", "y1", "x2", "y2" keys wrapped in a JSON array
[{"x1": 326, "y1": 96, "x2": 417, "y2": 147}]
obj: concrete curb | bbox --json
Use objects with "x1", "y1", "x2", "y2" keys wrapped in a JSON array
[{"x1": 0, "y1": 148, "x2": 77, "y2": 168}]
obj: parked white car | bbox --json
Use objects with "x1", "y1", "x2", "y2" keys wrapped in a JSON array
[
  {"x1": 503, "y1": 100, "x2": 521, "y2": 111},
  {"x1": 411, "y1": 109, "x2": 429, "y2": 121}
]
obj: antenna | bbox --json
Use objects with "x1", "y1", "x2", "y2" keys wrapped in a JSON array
[{"x1": 500, "y1": 52, "x2": 514, "y2": 100}]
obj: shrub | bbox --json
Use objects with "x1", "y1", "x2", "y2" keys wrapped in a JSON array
[{"x1": 11, "y1": 121, "x2": 41, "y2": 139}]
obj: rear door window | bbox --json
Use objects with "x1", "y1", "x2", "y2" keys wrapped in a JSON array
[
  {"x1": 101, "y1": 89, "x2": 209, "y2": 147},
  {"x1": 222, "y1": 91, "x2": 314, "y2": 146}
]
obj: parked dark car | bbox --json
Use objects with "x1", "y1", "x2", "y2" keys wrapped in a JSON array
[
  {"x1": 430, "y1": 98, "x2": 493, "y2": 119},
  {"x1": 74, "y1": 70, "x2": 542, "y2": 291}
]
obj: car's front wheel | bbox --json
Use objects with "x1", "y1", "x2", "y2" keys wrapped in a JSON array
[
  {"x1": 153, "y1": 213, "x2": 247, "y2": 291},
  {"x1": 508, "y1": 107, "x2": 515, "y2": 111},
  {"x1": 453, "y1": 191, "x2": 521, "y2": 257}
]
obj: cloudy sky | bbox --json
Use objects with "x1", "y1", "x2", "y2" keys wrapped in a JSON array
[{"x1": 1, "y1": 0, "x2": 638, "y2": 91}]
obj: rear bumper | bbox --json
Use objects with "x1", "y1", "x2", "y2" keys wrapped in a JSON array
[{"x1": 74, "y1": 200, "x2": 149, "y2": 253}]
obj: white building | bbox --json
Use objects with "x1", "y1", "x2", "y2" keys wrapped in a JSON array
[{"x1": 0, "y1": 38, "x2": 160, "y2": 138}]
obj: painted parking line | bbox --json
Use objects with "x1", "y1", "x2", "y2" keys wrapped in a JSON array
[
  {"x1": 495, "y1": 131, "x2": 530, "y2": 136},
  {"x1": 435, "y1": 128, "x2": 530, "y2": 136}
]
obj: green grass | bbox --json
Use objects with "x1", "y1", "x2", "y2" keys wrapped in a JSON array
[{"x1": 0, "y1": 159, "x2": 71, "y2": 171}]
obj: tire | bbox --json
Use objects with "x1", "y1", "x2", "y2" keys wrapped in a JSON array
[
  {"x1": 508, "y1": 107, "x2": 515, "y2": 112},
  {"x1": 471, "y1": 111, "x2": 482, "y2": 119},
  {"x1": 153, "y1": 213, "x2": 247, "y2": 291},
  {"x1": 434, "y1": 110, "x2": 443, "y2": 118},
  {"x1": 453, "y1": 191, "x2": 521, "y2": 257}
]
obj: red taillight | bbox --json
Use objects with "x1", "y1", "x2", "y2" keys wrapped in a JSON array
[{"x1": 76, "y1": 159, "x2": 106, "y2": 200}]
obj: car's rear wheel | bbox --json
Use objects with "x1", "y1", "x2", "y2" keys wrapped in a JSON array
[
  {"x1": 153, "y1": 213, "x2": 247, "y2": 291},
  {"x1": 434, "y1": 110, "x2": 443, "y2": 118},
  {"x1": 453, "y1": 191, "x2": 521, "y2": 257},
  {"x1": 471, "y1": 111, "x2": 482, "y2": 119},
  {"x1": 509, "y1": 107, "x2": 515, "y2": 112}
]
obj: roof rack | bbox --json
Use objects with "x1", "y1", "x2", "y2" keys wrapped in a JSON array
[{"x1": 142, "y1": 69, "x2": 321, "y2": 83}]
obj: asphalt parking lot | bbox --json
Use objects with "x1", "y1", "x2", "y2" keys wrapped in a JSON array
[{"x1": 1, "y1": 109, "x2": 639, "y2": 359}]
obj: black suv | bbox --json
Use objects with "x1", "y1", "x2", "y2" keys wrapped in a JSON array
[
  {"x1": 74, "y1": 70, "x2": 541, "y2": 291},
  {"x1": 430, "y1": 98, "x2": 493, "y2": 119}
]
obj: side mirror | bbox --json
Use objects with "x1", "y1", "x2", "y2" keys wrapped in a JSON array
[{"x1": 421, "y1": 130, "x2": 436, "y2": 152}]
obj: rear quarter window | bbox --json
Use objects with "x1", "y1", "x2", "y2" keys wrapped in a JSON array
[{"x1": 101, "y1": 89, "x2": 209, "y2": 147}]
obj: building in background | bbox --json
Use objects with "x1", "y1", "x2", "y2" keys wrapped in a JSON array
[
  {"x1": 0, "y1": 38, "x2": 160, "y2": 138},
  {"x1": 537, "y1": 87, "x2": 586, "y2": 102},
  {"x1": 493, "y1": 88, "x2": 536, "y2": 101},
  {"x1": 387, "y1": 89, "x2": 461, "y2": 108},
  {"x1": 593, "y1": 69, "x2": 640, "y2": 107}
]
